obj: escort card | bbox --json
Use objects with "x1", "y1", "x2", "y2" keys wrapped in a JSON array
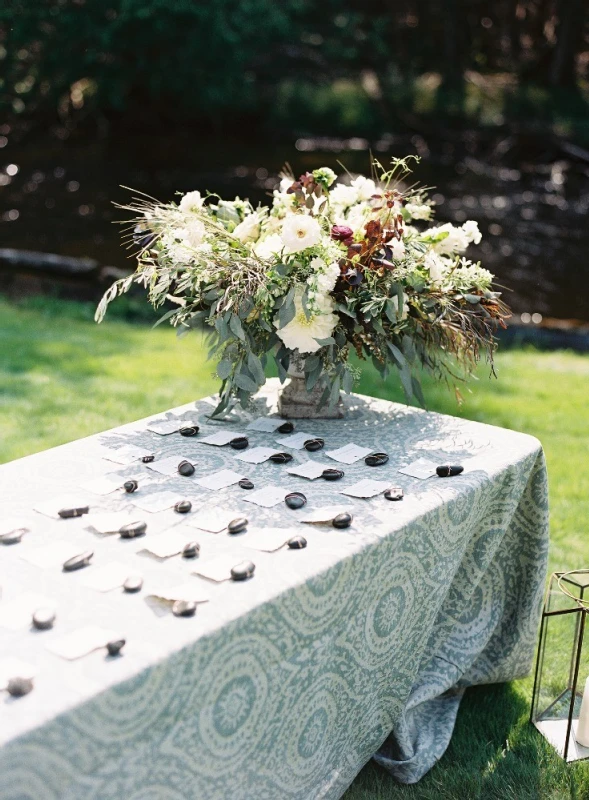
[
  {"x1": 149, "y1": 582, "x2": 210, "y2": 603},
  {"x1": 79, "y1": 562, "x2": 131, "y2": 592},
  {"x1": 246, "y1": 417, "x2": 285, "y2": 432},
  {"x1": 192, "y1": 555, "x2": 238, "y2": 582},
  {"x1": 147, "y1": 418, "x2": 196, "y2": 435},
  {"x1": 187, "y1": 508, "x2": 242, "y2": 533},
  {"x1": 243, "y1": 527, "x2": 296, "y2": 552},
  {"x1": 33, "y1": 495, "x2": 90, "y2": 519},
  {"x1": 145, "y1": 455, "x2": 195, "y2": 477},
  {"x1": 47, "y1": 626, "x2": 122, "y2": 660},
  {"x1": 142, "y1": 529, "x2": 198, "y2": 559},
  {"x1": 195, "y1": 469, "x2": 245, "y2": 491},
  {"x1": 300, "y1": 505, "x2": 354, "y2": 524},
  {"x1": 234, "y1": 446, "x2": 281, "y2": 464},
  {"x1": 286, "y1": 461, "x2": 327, "y2": 480},
  {"x1": 85, "y1": 512, "x2": 142, "y2": 535},
  {"x1": 21, "y1": 541, "x2": 83, "y2": 569},
  {"x1": 0, "y1": 517, "x2": 31, "y2": 536},
  {"x1": 398, "y1": 458, "x2": 438, "y2": 479},
  {"x1": 340, "y1": 479, "x2": 390, "y2": 499},
  {"x1": 275, "y1": 432, "x2": 315, "y2": 450},
  {"x1": 199, "y1": 430, "x2": 247, "y2": 446},
  {"x1": 103, "y1": 444, "x2": 153, "y2": 465},
  {"x1": 324, "y1": 443, "x2": 373, "y2": 464},
  {"x1": 130, "y1": 491, "x2": 185, "y2": 514},
  {"x1": 242, "y1": 485, "x2": 288, "y2": 508},
  {"x1": 0, "y1": 592, "x2": 55, "y2": 631},
  {"x1": 0, "y1": 658, "x2": 37, "y2": 687}
]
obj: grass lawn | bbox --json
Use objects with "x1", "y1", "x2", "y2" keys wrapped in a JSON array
[{"x1": 1, "y1": 294, "x2": 589, "y2": 799}]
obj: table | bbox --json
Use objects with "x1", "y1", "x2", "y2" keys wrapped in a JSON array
[{"x1": 0, "y1": 382, "x2": 549, "y2": 799}]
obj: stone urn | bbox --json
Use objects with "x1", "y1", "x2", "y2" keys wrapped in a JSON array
[{"x1": 277, "y1": 352, "x2": 345, "y2": 419}]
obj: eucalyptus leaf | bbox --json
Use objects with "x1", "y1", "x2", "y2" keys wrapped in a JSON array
[
  {"x1": 306, "y1": 361, "x2": 323, "y2": 391},
  {"x1": 314, "y1": 336, "x2": 335, "y2": 347},
  {"x1": 234, "y1": 373, "x2": 258, "y2": 393},
  {"x1": 336, "y1": 302, "x2": 356, "y2": 318},
  {"x1": 247, "y1": 352, "x2": 265, "y2": 385},
  {"x1": 399, "y1": 364, "x2": 413, "y2": 400},
  {"x1": 342, "y1": 370, "x2": 354, "y2": 393},
  {"x1": 387, "y1": 342, "x2": 406, "y2": 369},
  {"x1": 464, "y1": 294, "x2": 481, "y2": 304},
  {"x1": 152, "y1": 309, "x2": 177, "y2": 329},
  {"x1": 229, "y1": 314, "x2": 245, "y2": 341},
  {"x1": 384, "y1": 299, "x2": 397, "y2": 324},
  {"x1": 328, "y1": 377, "x2": 341, "y2": 409},
  {"x1": 278, "y1": 294, "x2": 296, "y2": 329},
  {"x1": 217, "y1": 359, "x2": 232, "y2": 380},
  {"x1": 304, "y1": 355, "x2": 321, "y2": 372},
  {"x1": 412, "y1": 376, "x2": 426, "y2": 408},
  {"x1": 215, "y1": 317, "x2": 229, "y2": 341}
]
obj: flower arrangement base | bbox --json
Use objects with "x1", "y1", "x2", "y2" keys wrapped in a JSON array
[{"x1": 277, "y1": 359, "x2": 345, "y2": 419}]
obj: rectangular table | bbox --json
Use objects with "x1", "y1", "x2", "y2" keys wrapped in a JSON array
[{"x1": 0, "y1": 382, "x2": 549, "y2": 798}]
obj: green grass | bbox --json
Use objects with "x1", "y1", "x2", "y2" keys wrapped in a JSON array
[{"x1": 1, "y1": 295, "x2": 589, "y2": 799}]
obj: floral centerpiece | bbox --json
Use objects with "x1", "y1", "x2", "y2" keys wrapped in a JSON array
[{"x1": 96, "y1": 157, "x2": 509, "y2": 417}]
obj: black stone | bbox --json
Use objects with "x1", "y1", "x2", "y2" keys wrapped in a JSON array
[
  {"x1": 141, "y1": 455, "x2": 155, "y2": 463},
  {"x1": 287, "y1": 535, "x2": 307, "y2": 550},
  {"x1": 6, "y1": 677, "x2": 33, "y2": 697},
  {"x1": 123, "y1": 575, "x2": 143, "y2": 593},
  {"x1": 228, "y1": 517, "x2": 248, "y2": 534},
  {"x1": 58, "y1": 505, "x2": 89, "y2": 519},
  {"x1": 106, "y1": 638, "x2": 126, "y2": 656},
  {"x1": 384, "y1": 486, "x2": 404, "y2": 501},
  {"x1": 436, "y1": 465, "x2": 464, "y2": 478},
  {"x1": 63, "y1": 550, "x2": 93, "y2": 571},
  {"x1": 32, "y1": 608, "x2": 56, "y2": 630},
  {"x1": 172, "y1": 599, "x2": 196, "y2": 617},
  {"x1": 332, "y1": 512, "x2": 353, "y2": 529},
  {"x1": 304, "y1": 438, "x2": 325, "y2": 452},
  {"x1": 269, "y1": 452, "x2": 293, "y2": 464},
  {"x1": 174, "y1": 500, "x2": 192, "y2": 514},
  {"x1": 230, "y1": 561, "x2": 255, "y2": 581},
  {"x1": 365, "y1": 452, "x2": 389, "y2": 467},
  {"x1": 238, "y1": 478, "x2": 254, "y2": 490},
  {"x1": 285, "y1": 492, "x2": 307, "y2": 510},
  {"x1": 182, "y1": 541, "x2": 200, "y2": 559},
  {"x1": 322, "y1": 468, "x2": 344, "y2": 481},
  {"x1": 0, "y1": 527, "x2": 27, "y2": 545},
  {"x1": 179, "y1": 425, "x2": 200, "y2": 437},
  {"x1": 119, "y1": 520, "x2": 147, "y2": 539},
  {"x1": 123, "y1": 479, "x2": 138, "y2": 493},
  {"x1": 178, "y1": 460, "x2": 195, "y2": 477},
  {"x1": 277, "y1": 421, "x2": 294, "y2": 434},
  {"x1": 230, "y1": 436, "x2": 249, "y2": 450}
]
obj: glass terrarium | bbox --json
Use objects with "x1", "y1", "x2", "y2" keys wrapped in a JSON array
[{"x1": 531, "y1": 570, "x2": 589, "y2": 762}]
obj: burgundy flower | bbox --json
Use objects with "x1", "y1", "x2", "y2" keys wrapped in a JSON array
[{"x1": 331, "y1": 225, "x2": 354, "y2": 243}]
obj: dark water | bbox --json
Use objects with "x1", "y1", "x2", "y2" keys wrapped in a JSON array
[{"x1": 1, "y1": 131, "x2": 589, "y2": 321}]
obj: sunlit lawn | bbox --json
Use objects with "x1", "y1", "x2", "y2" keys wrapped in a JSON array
[{"x1": 1, "y1": 294, "x2": 589, "y2": 799}]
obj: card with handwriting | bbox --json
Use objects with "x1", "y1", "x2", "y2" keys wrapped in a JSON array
[
  {"x1": 195, "y1": 469, "x2": 245, "y2": 491},
  {"x1": 187, "y1": 508, "x2": 242, "y2": 533},
  {"x1": 142, "y1": 529, "x2": 197, "y2": 559},
  {"x1": 300, "y1": 505, "x2": 354, "y2": 524},
  {"x1": 242, "y1": 485, "x2": 288, "y2": 508},
  {"x1": 340, "y1": 479, "x2": 390, "y2": 498},
  {"x1": 243, "y1": 527, "x2": 295, "y2": 552},
  {"x1": 246, "y1": 417, "x2": 285, "y2": 432},
  {"x1": 33, "y1": 494, "x2": 90, "y2": 519},
  {"x1": 233, "y1": 446, "x2": 280, "y2": 464},
  {"x1": 398, "y1": 458, "x2": 438, "y2": 479},
  {"x1": 192, "y1": 555, "x2": 238, "y2": 582},
  {"x1": 147, "y1": 418, "x2": 196, "y2": 435},
  {"x1": 47, "y1": 626, "x2": 121, "y2": 660},
  {"x1": 130, "y1": 491, "x2": 184, "y2": 514},
  {"x1": 149, "y1": 582, "x2": 210, "y2": 603},
  {"x1": 103, "y1": 444, "x2": 153, "y2": 465},
  {"x1": 275, "y1": 432, "x2": 315, "y2": 450},
  {"x1": 199, "y1": 430, "x2": 246, "y2": 446},
  {"x1": 286, "y1": 461, "x2": 326, "y2": 480},
  {"x1": 146, "y1": 455, "x2": 195, "y2": 477},
  {"x1": 324, "y1": 443, "x2": 373, "y2": 464}
]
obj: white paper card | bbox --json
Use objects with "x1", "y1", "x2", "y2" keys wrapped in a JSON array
[
  {"x1": 325, "y1": 443, "x2": 373, "y2": 464},
  {"x1": 243, "y1": 527, "x2": 294, "y2": 552},
  {"x1": 149, "y1": 582, "x2": 210, "y2": 603},
  {"x1": 246, "y1": 417, "x2": 285, "y2": 432},
  {"x1": 340, "y1": 479, "x2": 390, "y2": 498},
  {"x1": 188, "y1": 508, "x2": 241, "y2": 533},
  {"x1": 398, "y1": 458, "x2": 438, "y2": 479},
  {"x1": 0, "y1": 658, "x2": 37, "y2": 687},
  {"x1": 0, "y1": 517, "x2": 31, "y2": 536},
  {"x1": 146, "y1": 455, "x2": 194, "y2": 477},
  {"x1": 84, "y1": 512, "x2": 139, "y2": 535},
  {"x1": 21, "y1": 541, "x2": 82, "y2": 569},
  {"x1": 199, "y1": 430, "x2": 246, "y2": 446},
  {"x1": 300, "y1": 505, "x2": 353, "y2": 524},
  {"x1": 47, "y1": 626, "x2": 120, "y2": 660},
  {"x1": 234, "y1": 446, "x2": 280, "y2": 464},
  {"x1": 286, "y1": 461, "x2": 326, "y2": 480},
  {"x1": 143, "y1": 530, "x2": 195, "y2": 559},
  {"x1": 33, "y1": 495, "x2": 89, "y2": 519},
  {"x1": 275, "y1": 432, "x2": 315, "y2": 450},
  {"x1": 103, "y1": 444, "x2": 153, "y2": 465},
  {"x1": 79, "y1": 562, "x2": 130, "y2": 592},
  {"x1": 0, "y1": 592, "x2": 55, "y2": 631},
  {"x1": 193, "y1": 555, "x2": 237, "y2": 582},
  {"x1": 147, "y1": 418, "x2": 195, "y2": 435},
  {"x1": 130, "y1": 491, "x2": 184, "y2": 513},
  {"x1": 195, "y1": 469, "x2": 245, "y2": 491},
  {"x1": 243, "y1": 485, "x2": 287, "y2": 508}
]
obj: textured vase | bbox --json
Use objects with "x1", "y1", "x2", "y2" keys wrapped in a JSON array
[{"x1": 277, "y1": 352, "x2": 345, "y2": 419}]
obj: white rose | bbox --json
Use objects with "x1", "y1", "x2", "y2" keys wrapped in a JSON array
[
  {"x1": 350, "y1": 175, "x2": 377, "y2": 201},
  {"x1": 329, "y1": 183, "x2": 358, "y2": 209},
  {"x1": 233, "y1": 213, "x2": 261, "y2": 244},
  {"x1": 274, "y1": 286, "x2": 337, "y2": 354},
  {"x1": 281, "y1": 215, "x2": 322, "y2": 253},
  {"x1": 253, "y1": 233, "x2": 284, "y2": 261},
  {"x1": 390, "y1": 239, "x2": 406, "y2": 260},
  {"x1": 179, "y1": 190, "x2": 203, "y2": 214}
]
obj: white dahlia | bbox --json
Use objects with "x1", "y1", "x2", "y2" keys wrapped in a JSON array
[
  {"x1": 275, "y1": 287, "x2": 337, "y2": 354},
  {"x1": 281, "y1": 215, "x2": 322, "y2": 253}
]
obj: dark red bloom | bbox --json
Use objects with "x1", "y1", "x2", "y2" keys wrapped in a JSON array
[{"x1": 331, "y1": 225, "x2": 354, "y2": 243}]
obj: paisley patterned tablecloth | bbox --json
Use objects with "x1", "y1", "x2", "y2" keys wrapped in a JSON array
[{"x1": 0, "y1": 382, "x2": 549, "y2": 799}]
